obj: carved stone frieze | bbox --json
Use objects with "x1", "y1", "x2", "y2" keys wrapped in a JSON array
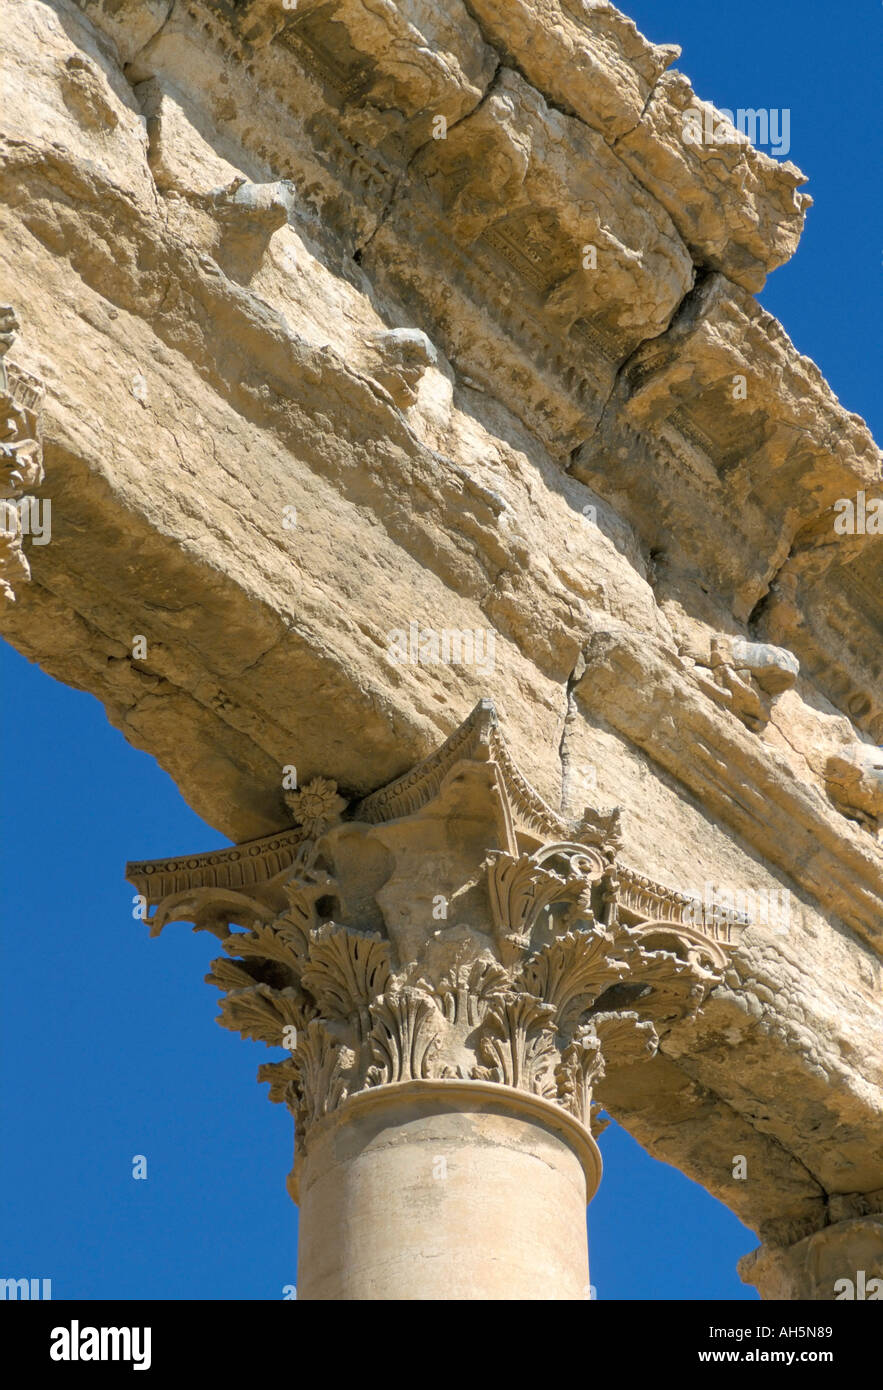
[{"x1": 128, "y1": 702, "x2": 744, "y2": 1176}]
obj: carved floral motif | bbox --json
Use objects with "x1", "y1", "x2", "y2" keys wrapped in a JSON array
[
  {"x1": 473, "y1": 994, "x2": 559, "y2": 1098},
  {"x1": 284, "y1": 777, "x2": 347, "y2": 835},
  {"x1": 366, "y1": 987, "x2": 443, "y2": 1087}
]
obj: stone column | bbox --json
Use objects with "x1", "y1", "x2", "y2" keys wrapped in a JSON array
[
  {"x1": 295, "y1": 1082, "x2": 599, "y2": 1300},
  {"x1": 128, "y1": 701, "x2": 736, "y2": 1301}
]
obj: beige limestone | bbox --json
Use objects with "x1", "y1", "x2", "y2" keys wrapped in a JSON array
[
  {"x1": 740, "y1": 1217, "x2": 883, "y2": 1301},
  {"x1": 296, "y1": 1084, "x2": 598, "y2": 1301},
  {"x1": 465, "y1": 1, "x2": 810, "y2": 291},
  {"x1": 1, "y1": 0, "x2": 881, "y2": 1299},
  {"x1": 0, "y1": 305, "x2": 44, "y2": 603}
]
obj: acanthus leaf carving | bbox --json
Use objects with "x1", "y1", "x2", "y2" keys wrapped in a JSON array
[
  {"x1": 555, "y1": 1013, "x2": 657, "y2": 1129},
  {"x1": 217, "y1": 982, "x2": 313, "y2": 1046},
  {"x1": 517, "y1": 927, "x2": 631, "y2": 1035},
  {"x1": 431, "y1": 951, "x2": 509, "y2": 1027},
  {"x1": 258, "y1": 1055, "x2": 300, "y2": 1106},
  {"x1": 146, "y1": 887, "x2": 278, "y2": 940},
  {"x1": 555, "y1": 1026, "x2": 605, "y2": 1127},
  {"x1": 590, "y1": 1010, "x2": 660, "y2": 1068},
  {"x1": 222, "y1": 920, "x2": 308, "y2": 978},
  {"x1": 301, "y1": 924, "x2": 392, "y2": 1035},
  {"x1": 286, "y1": 1019, "x2": 352, "y2": 1132},
  {"x1": 205, "y1": 956, "x2": 266, "y2": 993},
  {"x1": 620, "y1": 934, "x2": 723, "y2": 1029},
  {"x1": 631, "y1": 920, "x2": 729, "y2": 973},
  {"x1": 485, "y1": 850, "x2": 568, "y2": 955},
  {"x1": 473, "y1": 993, "x2": 559, "y2": 1100},
  {"x1": 280, "y1": 878, "x2": 317, "y2": 941},
  {"x1": 485, "y1": 842, "x2": 604, "y2": 960},
  {"x1": 366, "y1": 986, "x2": 443, "y2": 1087},
  {"x1": 133, "y1": 702, "x2": 740, "y2": 1152}
]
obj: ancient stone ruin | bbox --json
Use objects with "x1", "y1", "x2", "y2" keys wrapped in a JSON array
[{"x1": 2, "y1": 0, "x2": 881, "y2": 1300}]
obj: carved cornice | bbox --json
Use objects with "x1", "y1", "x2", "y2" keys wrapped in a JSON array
[
  {"x1": 128, "y1": 703, "x2": 743, "y2": 1173},
  {"x1": 127, "y1": 828, "x2": 308, "y2": 936},
  {"x1": 610, "y1": 864, "x2": 747, "y2": 943}
]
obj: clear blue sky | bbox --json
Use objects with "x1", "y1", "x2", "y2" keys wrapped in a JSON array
[{"x1": 1, "y1": 0, "x2": 878, "y2": 1300}]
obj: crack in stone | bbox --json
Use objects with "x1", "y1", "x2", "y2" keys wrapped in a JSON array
[
  {"x1": 564, "y1": 266, "x2": 711, "y2": 466},
  {"x1": 612, "y1": 67, "x2": 671, "y2": 147},
  {"x1": 457, "y1": 0, "x2": 701, "y2": 267},
  {"x1": 557, "y1": 655, "x2": 585, "y2": 815},
  {"x1": 353, "y1": 54, "x2": 503, "y2": 260},
  {"x1": 121, "y1": 0, "x2": 177, "y2": 76}
]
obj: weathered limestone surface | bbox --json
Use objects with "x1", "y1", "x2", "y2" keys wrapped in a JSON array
[
  {"x1": 462, "y1": 0, "x2": 810, "y2": 290},
  {"x1": 2, "y1": 0, "x2": 881, "y2": 1297},
  {"x1": 0, "y1": 305, "x2": 45, "y2": 601},
  {"x1": 739, "y1": 1217, "x2": 883, "y2": 1302},
  {"x1": 297, "y1": 1089, "x2": 595, "y2": 1299}
]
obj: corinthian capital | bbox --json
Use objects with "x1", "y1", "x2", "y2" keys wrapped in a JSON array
[{"x1": 128, "y1": 702, "x2": 743, "y2": 1193}]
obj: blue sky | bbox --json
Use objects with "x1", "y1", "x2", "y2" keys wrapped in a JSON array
[
  {"x1": 626, "y1": 0, "x2": 882, "y2": 440},
  {"x1": 1, "y1": 0, "x2": 878, "y2": 1300}
]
